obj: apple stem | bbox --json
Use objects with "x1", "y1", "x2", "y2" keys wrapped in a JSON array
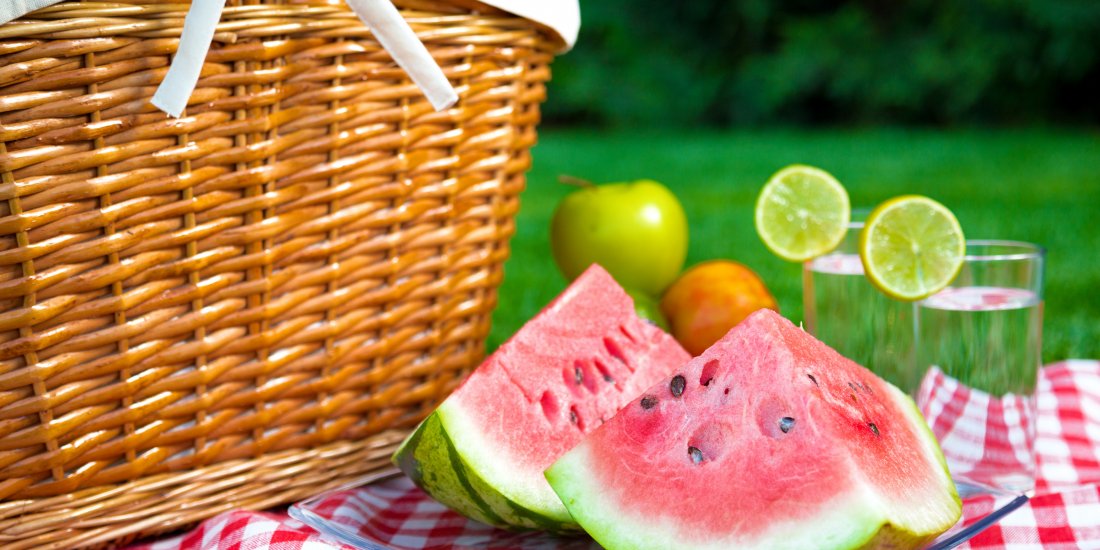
[{"x1": 558, "y1": 175, "x2": 596, "y2": 188}]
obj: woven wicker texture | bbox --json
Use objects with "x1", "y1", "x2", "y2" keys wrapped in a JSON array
[{"x1": 0, "y1": 1, "x2": 554, "y2": 546}]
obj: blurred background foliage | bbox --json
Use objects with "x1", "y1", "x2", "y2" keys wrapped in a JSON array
[
  {"x1": 544, "y1": 0, "x2": 1100, "y2": 127},
  {"x1": 490, "y1": 0, "x2": 1100, "y2": 360}
]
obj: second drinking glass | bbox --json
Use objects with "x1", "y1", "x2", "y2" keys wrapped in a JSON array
[{"x1": 914, "y1": 240, "x2": 1044, "y2": 494}]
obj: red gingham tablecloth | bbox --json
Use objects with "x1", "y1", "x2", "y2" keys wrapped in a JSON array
[{"x1": 130, "y1": 360, "x2": 1100, "y2": 550}]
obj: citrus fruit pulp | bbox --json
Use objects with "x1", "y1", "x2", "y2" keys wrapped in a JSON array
[
  {"x1": 859, "y1": 195, "x2": 965, "y2": 301},
  {"x1": 755, "y1": 165, "x2": 850, "y2": 262}
]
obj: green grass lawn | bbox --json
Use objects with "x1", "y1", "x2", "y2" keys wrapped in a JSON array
[{"x1": 489, "y1": 127, "x2": 1100, "y2": 365}]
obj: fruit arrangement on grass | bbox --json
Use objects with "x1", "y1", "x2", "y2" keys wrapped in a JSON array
[
  {"x1": 392, "y1": 168, "x2": 964, "y2": 549},
  {"x1": 550, "y1": 176, "x2": 778, "y2": 355},
  {"x1": 394, "y1": 269, "x2": 961, "y2": 548}
]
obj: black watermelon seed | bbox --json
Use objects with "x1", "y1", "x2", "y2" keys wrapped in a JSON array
[
  {"x1": 670, "y1": 375, "x2": 686, "y2": 397},
  {"x1": 604, "y1": 373, "x2": 615, "y2": 382},
  {"x1": 575, "y1": 366, "x2": 584, "y2": 385},
  {"x1": 848, "y1": 382, "x2": 859, "y2": 392},
  {"x1": 869, "y1": 422, "x2": 880, "y2": 436},
  {"x1": 640, "y1": 395, "x2": 658, "y2": 410},
  {"x1": 779, "y1": 417, "x2": 795, "y2": 433},
  {"x1": 570, "y1": 409, "x2": 578, "y2": 424},
  {"x1": 688, "y1": 446, "x2": 704, "y2": 464},
  {"x1": 807, "y1": 374, "x2": 818, "y2": 386}
]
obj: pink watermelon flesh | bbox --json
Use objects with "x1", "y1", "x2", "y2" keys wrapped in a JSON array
[
  {"x1": 545, "y1": 309, "x2": 961, "y2": 548},
  {"x1": 395, "y1": 264, "x2": 691, "y2": 528}
]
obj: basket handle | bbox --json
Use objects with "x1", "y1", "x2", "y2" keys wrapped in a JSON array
[
  {"x1": 345, "y1": 0, "x2": 459, "y2": 110},
  {"x1": 151, "y1": 0, "x2": 459, "y2": 118}
]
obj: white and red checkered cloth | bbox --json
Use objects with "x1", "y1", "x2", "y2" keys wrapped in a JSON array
[
  {"x1": 919, "y1": 367, "x2": 1037, "y2": 492},
  {"x1": 131, "y1": 360, "x2": 1100, "y2": 550},
  {"x1": 923, "y1": 360, "x2": 1100, "y2": 549}
]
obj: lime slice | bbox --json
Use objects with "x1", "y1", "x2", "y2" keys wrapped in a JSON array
[
  {"x1": 755, "y1": 165, "x2": 850, "y2": 262},
  {"x1": 859, "y1": 195, "x2": 965, "y2": 301}
]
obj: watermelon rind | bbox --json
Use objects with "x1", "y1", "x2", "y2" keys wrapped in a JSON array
[
  {"x1": 394, "y1": 412, "x2": 574, "y2": 531},
  {"x1": 546, "y1": 450, "x2": 885, "y2": 549}
]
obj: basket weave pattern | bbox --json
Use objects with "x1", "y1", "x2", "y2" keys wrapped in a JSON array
[{"x1": 0, "y1": 1, "x2": 553, "y2": 546}]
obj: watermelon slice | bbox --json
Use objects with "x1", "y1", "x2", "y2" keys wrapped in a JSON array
[
  {"x1": 393, "y1": 265, "x2": 691, "y2": 531},
  {"x1": 545, "y1": 309, "x2": 962, "y2": 549}
]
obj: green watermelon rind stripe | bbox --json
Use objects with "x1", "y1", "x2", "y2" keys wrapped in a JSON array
[
  {"x1": 441, "y1": 429, "x2": 510, "y2": 526},
  {"x1": 439, "y1": 429, "x2": 572, "y2": 532},
  {"x1": 435, "y1": 399, "x2": 580, "y2": 529},
  {"x1": 396, "y1": 414, "x2": 509, "y2": 527},
  {"x1": 393, "y1": 412, "x2": 578, "y2": 533},
  {"x1": 394, "y1": 416, "x2": 505, "y2": 526}
]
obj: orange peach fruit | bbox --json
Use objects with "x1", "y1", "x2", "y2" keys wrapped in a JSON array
[{"x1": 660, "y1": 260, "x2": 779, "y2": 355}]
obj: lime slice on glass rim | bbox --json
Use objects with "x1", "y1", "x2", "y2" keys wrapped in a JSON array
[
  {"x1": 859, "y1": 195, "x2": 966, "y2": 301},
  {"x1": 755, "y1": 165, "x2": 850, "y2": 262}
]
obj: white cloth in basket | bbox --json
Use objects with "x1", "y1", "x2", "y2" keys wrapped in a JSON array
[
  {"x1": 1, "y1": 0, "x2": 579, "y2": 116},
  {"x1": 0, "y1": 0, "x2": 59, "y2": 23}
]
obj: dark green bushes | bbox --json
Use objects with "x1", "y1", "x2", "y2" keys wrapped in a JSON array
[{"x1": 546, "y1": 0, "x2": 1100, "y2": 127}]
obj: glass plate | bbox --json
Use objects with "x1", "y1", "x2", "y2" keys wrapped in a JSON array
[{"x1": 289, "y1": 470, "x2": 1026, "y2": 550}]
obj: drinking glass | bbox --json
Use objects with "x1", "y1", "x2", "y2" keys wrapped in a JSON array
[
  {"x1": 802, "y1": 211, "x2": 914, "y2": 389},
  {"x1": 914, "y1": 241, "x2": 1044, "y2": 494}
]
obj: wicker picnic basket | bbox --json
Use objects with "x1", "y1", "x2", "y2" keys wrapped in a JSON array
[{"x1": 0, "y1": 0, "x2": 557, "y2": 546}]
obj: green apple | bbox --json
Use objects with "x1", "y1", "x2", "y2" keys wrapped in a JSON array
[{"x1": 550, "y1": 178, "x2": 688, "y2": 297}]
